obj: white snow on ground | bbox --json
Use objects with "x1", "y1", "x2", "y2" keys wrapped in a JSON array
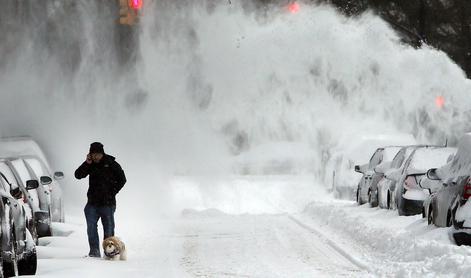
[
  {"x1": 304, "y1": 201, "x2": 471, "y2": 277},
  {"x1": 28, "y1": 176, "x2": 471, "y2": 277}
]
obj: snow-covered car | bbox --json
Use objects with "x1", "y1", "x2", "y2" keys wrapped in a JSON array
[
  {"x1": 0, "y1": 160, "x2": 41, "y2": 243},
  {"x1": 6, "y1": 158, "x2": 53, "y2": 238},
  {"x1": 355, "y1": 146, "x2": 402, "y2": 206},
  {"x1": 385, "y1": 147, "x2": 456, "y2": 216},
  {"x1": 377, "y1": 146, "x2": 421, "y2": 209},
  {"x1": 0, "y1": 169, "x2": 37, "y2": 277},
  {"x1": 419, "y1": 156, "x2": 456, "y2": 227},
  {"x1": 419, "y1": 133, "x2": 471, "y2": 245},
  {"x1": 327, "y1": 133, "x2": 415, "y2": 201},
  {"x1": 0, "y1": 137, "x2": 65, "y2": 222},
  {"x1": 423, "y1": 174, "x2": 466, "y2": 227},
  {"x1": 22, "y1": 155, "x2": 64, "y2": 225},
  {"x1": 364, "y1": 146, "x2": 402, "y2": 207}
]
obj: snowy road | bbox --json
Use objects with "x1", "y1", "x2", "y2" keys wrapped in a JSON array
[
  {"x1": 177, "y1": 212, "x2": 363, "y2": 277},
  {"x1": 30, "y1": 176, "x2": 368, "y2": 277},
  {"x1": 30, "y1": 176, "x2": 471, "y2": 277},
  {"x1": 33, "y1": 212, "x2": 365, "y2": 278}
]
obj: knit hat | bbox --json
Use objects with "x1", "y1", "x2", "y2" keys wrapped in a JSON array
[{"x1": 89, "y1": 142, "x2": 105, "y2": 154}]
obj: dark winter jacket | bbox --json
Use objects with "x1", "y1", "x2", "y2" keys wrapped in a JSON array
[{"x1": 74, "y1": 154, "x2": 126, "y2": 206}]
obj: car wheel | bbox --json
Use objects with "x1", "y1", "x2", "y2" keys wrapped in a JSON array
[
  {"x1": 2, "y1": 224, "x2": 18, "y2": 278},
  {"x1": 428, "y1": 206, "x2": 434, "y2": 225},
  {"x1": 18, "y1": 230, "x2": 37, "y2": 276},
  {"x1": 356, "y1": 188, "x2": 360, "y2": 204},
  {"x1": 17, "y1": 250, "x2": 36, "y2": 276},
  {"x1": 26, "y1": 217, "x2": 39, "y2": 245},
  {"x1": 35, "y1": 210, "x2": 53, "y2": 238},
  {"x1": 387, "y1": 192, "x2": 391, "y2": 210}
]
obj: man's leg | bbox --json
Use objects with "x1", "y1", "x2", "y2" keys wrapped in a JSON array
[
  {"x1": 100, "y1": 205, "x2": 116, "y2": 239},
  {"x1": 84, "y1": 203, "x2": 101, "y2": 257}
]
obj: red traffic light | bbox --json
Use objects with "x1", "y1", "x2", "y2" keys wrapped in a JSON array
[
  {"x1": 435, "y1": 96, "x2": 445, "y2": 109},
  {"x1": 129, "y1": 0, "x2": 143, "y2": 10},
  {"x1": 288, "y1": 2, "x2": 300, "y2": 14}
]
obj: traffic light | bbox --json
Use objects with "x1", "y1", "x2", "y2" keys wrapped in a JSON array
[{"x1": 118, "y1": 0, "x2": 143, "y2": 26}]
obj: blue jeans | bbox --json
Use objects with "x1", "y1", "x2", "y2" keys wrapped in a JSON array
[{"x1": 84, "y1": 203, "x2": 116, "y2": 256}]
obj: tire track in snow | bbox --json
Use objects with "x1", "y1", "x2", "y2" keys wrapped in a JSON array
[{"x1": 288, "y1": 215, "x2": 371, "y2": 273}]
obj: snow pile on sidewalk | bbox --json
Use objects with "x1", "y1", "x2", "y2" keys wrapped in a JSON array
[{"x1": 304, "y1": 201, "x2": 471, "y2": 277}]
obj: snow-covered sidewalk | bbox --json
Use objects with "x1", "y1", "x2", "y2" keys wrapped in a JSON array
[{"x1": 303, "y1": 201, "x2": 471, "y2": 277}]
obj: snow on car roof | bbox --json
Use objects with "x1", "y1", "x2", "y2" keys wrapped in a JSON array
[
  {"x1": 438, "y1": 133, "x2": 471, "y2": 180},
  {"x1": 383, "y1": 146, "x2": 402, "y2": 161},
  {"x1": 0, "y1": 137, "x2": 51, "y2": 172},
  {"x1": 341, "y1": 133, "x2": 416, "y2": 164},
  {"x1": 408, "y1": 147, "x2": 456, "y2": 172}
]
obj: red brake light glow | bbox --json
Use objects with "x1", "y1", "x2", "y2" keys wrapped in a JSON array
[
  {"x1": 129, "y1": 0, "x2": 143, "y2": 10},
  {"x1": 435, "y1": 96, "x2": 445, "y2": 109},
  {"x1": 288, "y1": 2, "x2": 300, "y2": 14}
]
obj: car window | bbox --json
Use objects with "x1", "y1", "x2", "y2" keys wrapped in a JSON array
[
  {"x1": 369, "y1": 149, "x2": 383, "y2": 169},
  {"x1": 10, "y1": 159, "x2": 33, "y2": 186},
  {"x1": 0, "y1": 162, "x2": 20, "y2": 190},
  {"x1": 390, "y1": 149, "x2": 405, "y2": 169},
  {"x1": 0, "y1": 175, "x2": 10, "y2": 193},
  {"x1": 24, "y1": 158, "x2": 48, "y2": 178}
]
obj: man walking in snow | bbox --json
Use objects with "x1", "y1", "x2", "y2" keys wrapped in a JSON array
[{"x1": 75, "y1": 142, "x2": 127, "y2": 258}]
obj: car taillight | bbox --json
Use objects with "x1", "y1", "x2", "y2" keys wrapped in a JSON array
[
  {"x1": 463, "y1": 178, "x2": 471, "y2": 200},
  {"x1": 404, "y1": 175, "x2": 418, "y2": 191},
  {"x1": 129, "y1": 0, "x2": 143, "y2": 10},
  {"x1": 22, "y1": 194, "x2": 27, "y2": 203}
]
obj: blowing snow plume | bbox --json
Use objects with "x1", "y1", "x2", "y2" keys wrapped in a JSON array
[{"x1": 0, "y1": 0, "x2": 470, "y2": 215}]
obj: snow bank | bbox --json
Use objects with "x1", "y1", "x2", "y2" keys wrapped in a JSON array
[{"x1": 304, "y1": 201, "x2": 471, "y2": 277}]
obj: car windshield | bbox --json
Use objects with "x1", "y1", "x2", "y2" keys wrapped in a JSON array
[
  {"x1": 369, "y1": 149, "x2": 383, "y2": 169},
  {"x1": 24, "y1": 158, "x2": 48, "y2": 178},
  {"x1": 408, "y1": 148, "x2": 456, "y2": 172},
  {"x1": 0, "y1": 175, "x2": 11, "y2": 193},
  {"x1": 0, "y1": 162, "x2": 20, "y2": 190},
  {"x1": 383, "y1": 147, "x2": 402, "y2": 162},
  {"x1": 10, "y1": 159, "x2": 33, "y2": 186}
]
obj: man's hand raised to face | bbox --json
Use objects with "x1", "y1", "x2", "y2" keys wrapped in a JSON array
[{"x1": 86, "y1": 153, "x2": 93, "y2": 164}]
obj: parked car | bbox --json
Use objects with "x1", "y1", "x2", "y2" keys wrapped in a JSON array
[
  {"x1": 0, "y1": 169, "x2": 38, "y2": 276},
  {"x1": 327, "y1": 133, "x2": 415, "y2": 201},
  {"x1": 377, "y1": 146, "x2": 421, "y2": 209},
  {"x1": 0, "y1": 137, "x2": 65, "y2": 222},
  {"x1": 420, "y1": 155, "x2": 456, "y2": 227},
  {"x1": 355, "y1": 146, "x2": 402, "y2": 206},
  {"x1": 419, "y1": 133, "x2": 471, "y2": 245},
  {"x1": 385, "y1": 147, "x2": 456, "y2": 216},
  {"x1": 355, "y1": 147, "x2": 383, "y2": 205},
  {"x1": 6, "y1": 158, "x2": 53, "y2": 238}
]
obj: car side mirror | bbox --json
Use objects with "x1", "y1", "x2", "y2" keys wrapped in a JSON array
[
  {"x1": 26, "y1": 180, "x2": 39, "y2": 190},
  {"x1": 40, "y1": 176, "x2": 53, "y2": 185},
  {"x1": 426, "y1": 168, "x2": 440, "y2": 181},
  {"x1": 354, "y1": 165, "x2": 362, "y2": 173},
  {"x1": 54, "y1": 171, "x2": 64, "y2": 180},
  {"x1": 10, "y1": 187, "x2": 22, "y2": 199}
]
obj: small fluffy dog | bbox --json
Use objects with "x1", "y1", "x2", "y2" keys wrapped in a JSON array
[{"x1": 103, "y1": 236, "x2": 127, "y2": 261}]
